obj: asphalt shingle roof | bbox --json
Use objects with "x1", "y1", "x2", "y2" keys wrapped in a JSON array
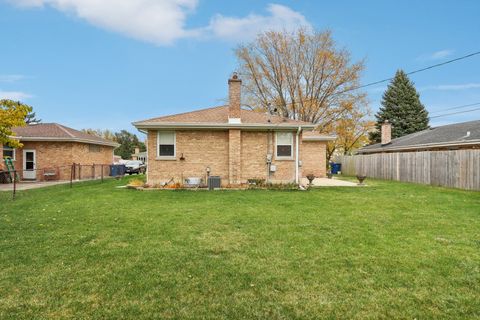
[
  {"x1": 133, "y1": 105, "x2": 313, "y2": 126},
  {"x1": 12, "y1": 123, "x2": 118, "y2": 147},
  {"x1": 359, "y1": 120, "x2": 480, "y2": 153}
]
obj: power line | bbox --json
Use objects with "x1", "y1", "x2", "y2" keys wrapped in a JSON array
[
  {"x1": 350, "y1": 50, "x2": 480, "y2": 92},
  {"x1": 430, "y1": 102, "x2": 480, "y2": 114},
  {"x1": 430, "y1": 107, "x2": 480, "y2": 119},
  {"x1": 266, "y1": 50, "x2": 480, "y2": 107}
]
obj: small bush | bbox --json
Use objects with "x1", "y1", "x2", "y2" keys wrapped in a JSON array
[
  {"x1": 127, "y1": 179, "x2": 145, "y2": 187},
  {"x1": 248, "y1": 181, "x2": 299, "y2": 190},
  {"x1": 247, "y1": 178, "x2": 266, "y2": 186}
]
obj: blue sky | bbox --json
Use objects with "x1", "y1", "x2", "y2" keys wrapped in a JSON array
[{"x1": 1, "y1": 0, "x2": 479, "y2": 135}]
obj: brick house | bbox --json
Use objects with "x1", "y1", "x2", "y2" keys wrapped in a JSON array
[
  {"x1": 1, "y1": 123, "x2": 118, "y2": 181},
  {"x1": 133, "y1": 75, "x2": 335, "y2": 186},
  {"x1": 358, "y1": 120, "x2": 480, "y2": 154}
]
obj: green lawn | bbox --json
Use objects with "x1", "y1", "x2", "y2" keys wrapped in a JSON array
[{"x1": 1, "y1": 178, "x2": 479, "y2": 319}]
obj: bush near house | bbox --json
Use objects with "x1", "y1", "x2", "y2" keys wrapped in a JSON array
[{"x1": 0, "y1": 177, "x2": 479, "y2": 319}]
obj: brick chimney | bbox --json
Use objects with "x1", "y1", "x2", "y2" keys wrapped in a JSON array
[
  {"x1": 228, "y1": 72, "x2": 242, "y2": 123},
  {"x1": 381, "y1": 120, "x2": 392, "y2": 145}
]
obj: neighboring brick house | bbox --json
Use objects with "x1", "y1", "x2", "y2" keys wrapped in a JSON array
[
  {"x1": 358, "y1": 120, "x2": 480, "y2": 154},
  {"x1": 133, "y1": 74, "x2": 335, "y2": 186},
  {"x1": 1, "y1": 123, "x2": 118, "y2": 181}
]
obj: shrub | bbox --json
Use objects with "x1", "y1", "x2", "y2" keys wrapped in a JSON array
[{"x1": 127, "y1": 178, "x2": 145, "y2": 187}]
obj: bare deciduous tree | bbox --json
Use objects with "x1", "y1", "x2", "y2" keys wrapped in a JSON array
[{"x1": 236, "y1": 29, "x2": 367, "y2": 131}]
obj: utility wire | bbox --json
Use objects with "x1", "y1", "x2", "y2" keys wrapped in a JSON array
[
  {"x1": 429, "y1": 102, "x2": 480, "y2": 114},
  {"x1": 348, "y1": 50, "x2": 480, "y2": 92},
  {"x1": 430, "y1": 107, "x2": 480, "y2": 119},
  {"x1": 266, "y1": 50, "x2": 480, "y2": 107}
]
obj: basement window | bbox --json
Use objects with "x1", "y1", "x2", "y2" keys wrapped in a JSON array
[
  {"x1": 2, "y1": 145, "x2": 15, "y2": 160},
  {"x1": 276, "y1": 132, "x2": 293, "y2": 159},
  {"x1": 158, "y1": 131, "x2": 176, "y2": 158}
]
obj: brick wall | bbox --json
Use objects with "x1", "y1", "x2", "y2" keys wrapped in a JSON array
[
  {"x1": 241, "y1": 131, "x2": 269, "y2": 181},
  {"x1": 301, "y1": 140, "x2": 327, "y2": 178},
  {"x1": 11, "y1": 141, "x2": 114, "y2": 181},
  {"x1": 147, "y1": 129, "x2": 327, "y2": 186},
  {"x1": 147, "y1": 130, "x2": 230, "y2": 186},
  {"x1": 228, "y1": 129, "x2": 241, "y2": 184}
]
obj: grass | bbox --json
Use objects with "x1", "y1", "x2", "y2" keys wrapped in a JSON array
[{"x1": 0, "y1": 177, "x2": 479, "y2": 319}]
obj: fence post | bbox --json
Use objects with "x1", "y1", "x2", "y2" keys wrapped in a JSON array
[
  {"x1": 101, "y1": 164, "x2": 104, "y2": 182},
  {"x1": 12, "y1": 170, "x2": 16, "y2": 200},
  {"x1": 78, "y1": 164, "x2": 82, "y2": 181},
  {"x1": 92, "y1": 163, "x2": 95, "y2": 179},
  {"x1": 70, "y1": 163, "x2": 74, "y2": 188}
]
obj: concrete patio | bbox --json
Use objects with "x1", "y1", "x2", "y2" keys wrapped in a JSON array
[{"x1": 300, "y1": 177, "x2": 359, "y2": 187}]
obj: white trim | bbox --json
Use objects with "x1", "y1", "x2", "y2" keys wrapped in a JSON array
[
  {"x1": 22, "y1": 149, "x2": 36, "y2": 180},
  {"x1": 2, "y1": 145, "x2": 16, "y2": 161},
  {"x1": 302, "y1": 135, "x2": 337, "y2": 141},
  {"x1": 275, "y1": 131, "x2": 294, "y2": 160},
  {"x1": 157, "y1": 131, "x2": 176, "y2": 159}
]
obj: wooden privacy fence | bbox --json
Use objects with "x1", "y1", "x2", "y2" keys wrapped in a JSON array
[{"x1": 338, "y1": 150, "x2": 480, "y2": 191}]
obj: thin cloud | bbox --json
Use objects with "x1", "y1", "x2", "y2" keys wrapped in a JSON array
[
  {"x1": 0, "y1": 74, "x2": 27, "y2": 83},
  {"x1": 430, "y1": 49, "x2": 454, "y2": 59},
  {"x1": 0, "y1": 90, "x2": 33, "y2": 101},
  {"x1": 417, "y1": 49, "x2": 454, "y2": 61},
  {"x1": 420, "y1": 83, "x2": 480, "y2": 91},
  {"x1": 9, "y1": 1, "x2": 310, "y2": 45}
]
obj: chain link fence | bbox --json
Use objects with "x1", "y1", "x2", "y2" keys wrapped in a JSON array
[{"x1": 0, "y1": 163, "x2": 123, "y2": 200}]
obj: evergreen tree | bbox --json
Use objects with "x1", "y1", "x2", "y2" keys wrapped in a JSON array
[
  {"x1": 370, "y1": 70, "x2": 429, "y2": 143},
  {"x1": 25, "y1": 111, "x2": 41, "y2": 124}
]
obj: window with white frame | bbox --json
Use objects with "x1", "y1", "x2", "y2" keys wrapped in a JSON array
[
  {"x1": 276, "y1": 132, "x2": 293, "y2": 158},
  {"x1": 157, "y1": 131, "x2": 176, "y2": 157},
  {"x1": 2, "y1": 145, "x2": 15, "y2": 160}
]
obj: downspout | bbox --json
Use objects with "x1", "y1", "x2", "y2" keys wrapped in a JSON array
[
  {"x1": 295, "y1": 126, "x2": 301, "y2": 184},
  {"x1": 266, "y1": 130, "x2": 272, "y2": 183}
]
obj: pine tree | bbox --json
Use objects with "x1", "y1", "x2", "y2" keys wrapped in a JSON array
[
  {"x1": 370, "y1": 70, "x2": 429, "y2": 143},
  {"x1": 25, "y1": 111, "x2": 41, "y2": 124}
]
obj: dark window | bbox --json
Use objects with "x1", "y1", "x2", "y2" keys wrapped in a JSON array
[
  {"x1": 276, "y1": 132, "x2": 293, "y2": 158},
  {"x1": 159, "y1": 144, "x2": 175, "y2": 156},
  {"x1": 2, "y1": 145, "x2": 15, "y2": 160},
  {"x1": 277, "y1": 145, "x2": 292, "y2": 157},
  {"x1": 158, "y1": 131, "x2": 175, "y2": 157}
]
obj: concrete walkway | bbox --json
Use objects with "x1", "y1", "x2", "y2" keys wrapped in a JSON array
[
  {"x1": 0, "y1": 180, "x2": 73, "y2": 191},
  {"x1": 300, "y1": 177, "x2": 359, "y2": 187}
]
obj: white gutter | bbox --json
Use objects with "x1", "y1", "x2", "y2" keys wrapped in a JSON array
[
  {"x1": 295, "y1": 126, "x2": 301, "y2": 184},
  {"x1": 358, "y1": 139, "x2": 480, "y2": 154},
  {"x1": 302, "y1": 135, "x2": 337, "y2": 141}
]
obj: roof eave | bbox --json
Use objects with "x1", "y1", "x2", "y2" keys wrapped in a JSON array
[
  {"x1": 302, "y1": 135, "x2": 337, "y2": 141},
  {"x1": 132, "y1": 122, "x2": 316, "y2": 130},
  {"x1": 358, "y1": 139, "x2": 480, "y2": 153},
  {"x1": 15, "y1": 136, "x2": 120, "y2": 148}
]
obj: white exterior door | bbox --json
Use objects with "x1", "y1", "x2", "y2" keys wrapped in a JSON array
[{"x1": 23, "y1": 150, "x2": 36, "y2": 180}]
